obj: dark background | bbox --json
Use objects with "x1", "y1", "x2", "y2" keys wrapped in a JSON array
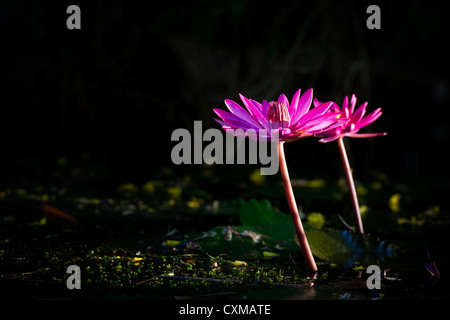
[{"x1": 0, "y1": 0, "x2": 448, "y2": 188}]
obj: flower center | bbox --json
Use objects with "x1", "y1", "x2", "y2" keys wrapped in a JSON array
[{"x1": 267, "y1": 101, "x2": 290, "y2": 129}]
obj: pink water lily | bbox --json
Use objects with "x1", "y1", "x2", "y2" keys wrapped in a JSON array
[
  {"x1": 213, "y1": 88, "x2": 346, "y2": 272},
  {"x1": 314, "y1": 94, "x2": 386, "y2": 143},
  {"x1": 313, "y1": 94, "x2": 386, "y2": 234},
  {"x1": 213, "y1": 88, "x2": 345, "y2": 142}
]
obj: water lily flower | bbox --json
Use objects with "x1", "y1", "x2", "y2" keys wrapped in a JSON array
[
  {"x1": 213, "y1": 88, "x2": 335, "y2": 272},
  {"x1": 313, "y1": 94, "x2": 386, "y2": 234},
  {"x1": 314, "y1": 94, "x2": 386, "y2": 143},
  {"x1": 213, "y1": 88, "x2": 345, "y2": 142}
]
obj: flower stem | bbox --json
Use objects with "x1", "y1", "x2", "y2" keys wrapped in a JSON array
[
  {"x1": 278, "y1": 141, "x2": 318, "y2": 272},
  {"x1": 337, "y1": 137, "x2": 364, "y2": 234}
]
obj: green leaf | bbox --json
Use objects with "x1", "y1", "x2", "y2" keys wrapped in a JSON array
[
  {"x1": 196, "y1": 226, "x2": 270, "y2": 259},
  {"x1": 303, "y1": 229, "x2": 353, "y2": 262},
  {"x1": 239, "y1": 198, "x2": 291, "y2": 226},
  {"x1": 301, "y1": 228, "x2": 398, "y2": 266},
  {"x1": 197, "y1": 199, "x2": 398, "y2": 266}
]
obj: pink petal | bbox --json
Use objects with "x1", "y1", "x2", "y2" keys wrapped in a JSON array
[
  {"x1": 307, "y1": 117, "x2": 348, "y2": 134},
  {"x1": 348, "y1": 102, "x2": 367, "y2": 125},
  {"x1": 213, "y1": 108, "x2": 230, "y2": 120},
  {"x1": 349, "y1": 94, "x2": 357, "y2": 114},
  {"x1": 303, "y1": 119, "x2": 342, "y2": 133},
  {"x1": 278, "y1": 93, "x2": 290, "y2": 107},
  {"x1": 290, "y1": 89, "x2": 302, "y2": 118},
  {"x1": 298, "y1": 101, "x2": 332, "y2": 124},
  {"x1": 239, "y1": 94, "x2": 268, "y2": 129},
  {"x1": 239, "y1": 94, "x2": 255, "y2": 115},
  {"x1": 324, "y1": 117, "x2": 349, "y2": 130},
  {"x1": 329, "y1": 102, "x2": 342, "y2": 113},
  {"x1": 291, "y1": 88, "x2": 313, "y2": 124},
  {"x1": 213, "y1": 108, "x2": 261, "y2": 131},
  {"x1": 214, "y1": 118, "x2": 232, "y2": 129},
  {"x1": 224, "y1": 99, "x2": 263, "y2": 129},
  {"x1": 313, "y1": 98, "x2": 322, "y2": 108},
  {"x1": 261, "y1": 100, "x2": 270, "y2": 119},
  {"x1": 319, "y1": 135, "x2": 342, "y2": 143},
  {"x1": 354, "y1": 108, "x2": 382, "y2": 130},
  {"x1": 249, "y1": 99, "x2": 263, "y2": 112},
  {"x1": 342, "y1": 96, "x2": 349, "y2": 118},
  {"x1": 345, "y1": 132, "x2": 387, "y2": 138},
  {"x1": 294, "y1": 112, "x2": 341, "y2": 132}
]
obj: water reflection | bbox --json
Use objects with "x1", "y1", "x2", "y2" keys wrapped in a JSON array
[
  {"x1": 241, "y1": 284, "x2": 368, "y2": 300},
  {"x1": 329, "y1": 230, "x2": 398, "y2": 269}
]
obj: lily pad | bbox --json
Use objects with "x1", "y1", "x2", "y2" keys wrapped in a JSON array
[
  {"x1": 196, "y1": 225, "x2": 273, "y2": 258},
  {"x1": 301, "y1": 228, "x2": 398, "y2": 267},
  {"x1": 197, "y1": 199, "x2": 398, "y2": 267},
  {"x1": 239, "y1": 198, "x2": 292, "y2": 226}
]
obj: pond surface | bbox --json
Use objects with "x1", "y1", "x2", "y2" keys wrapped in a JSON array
[{"x1": 1, "y1": 164, "x2": 449, "y2": 300}]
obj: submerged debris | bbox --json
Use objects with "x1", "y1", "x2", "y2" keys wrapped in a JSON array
[
  {"x1": 222, "y1": 226, "x2": 240, "y2": 242},
  {"x1": 220, "y1": 227, "x2": 268, "y2": 244},
  {"x1": 238, "y1": 230, "x2": 267, "y2": 243}
]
